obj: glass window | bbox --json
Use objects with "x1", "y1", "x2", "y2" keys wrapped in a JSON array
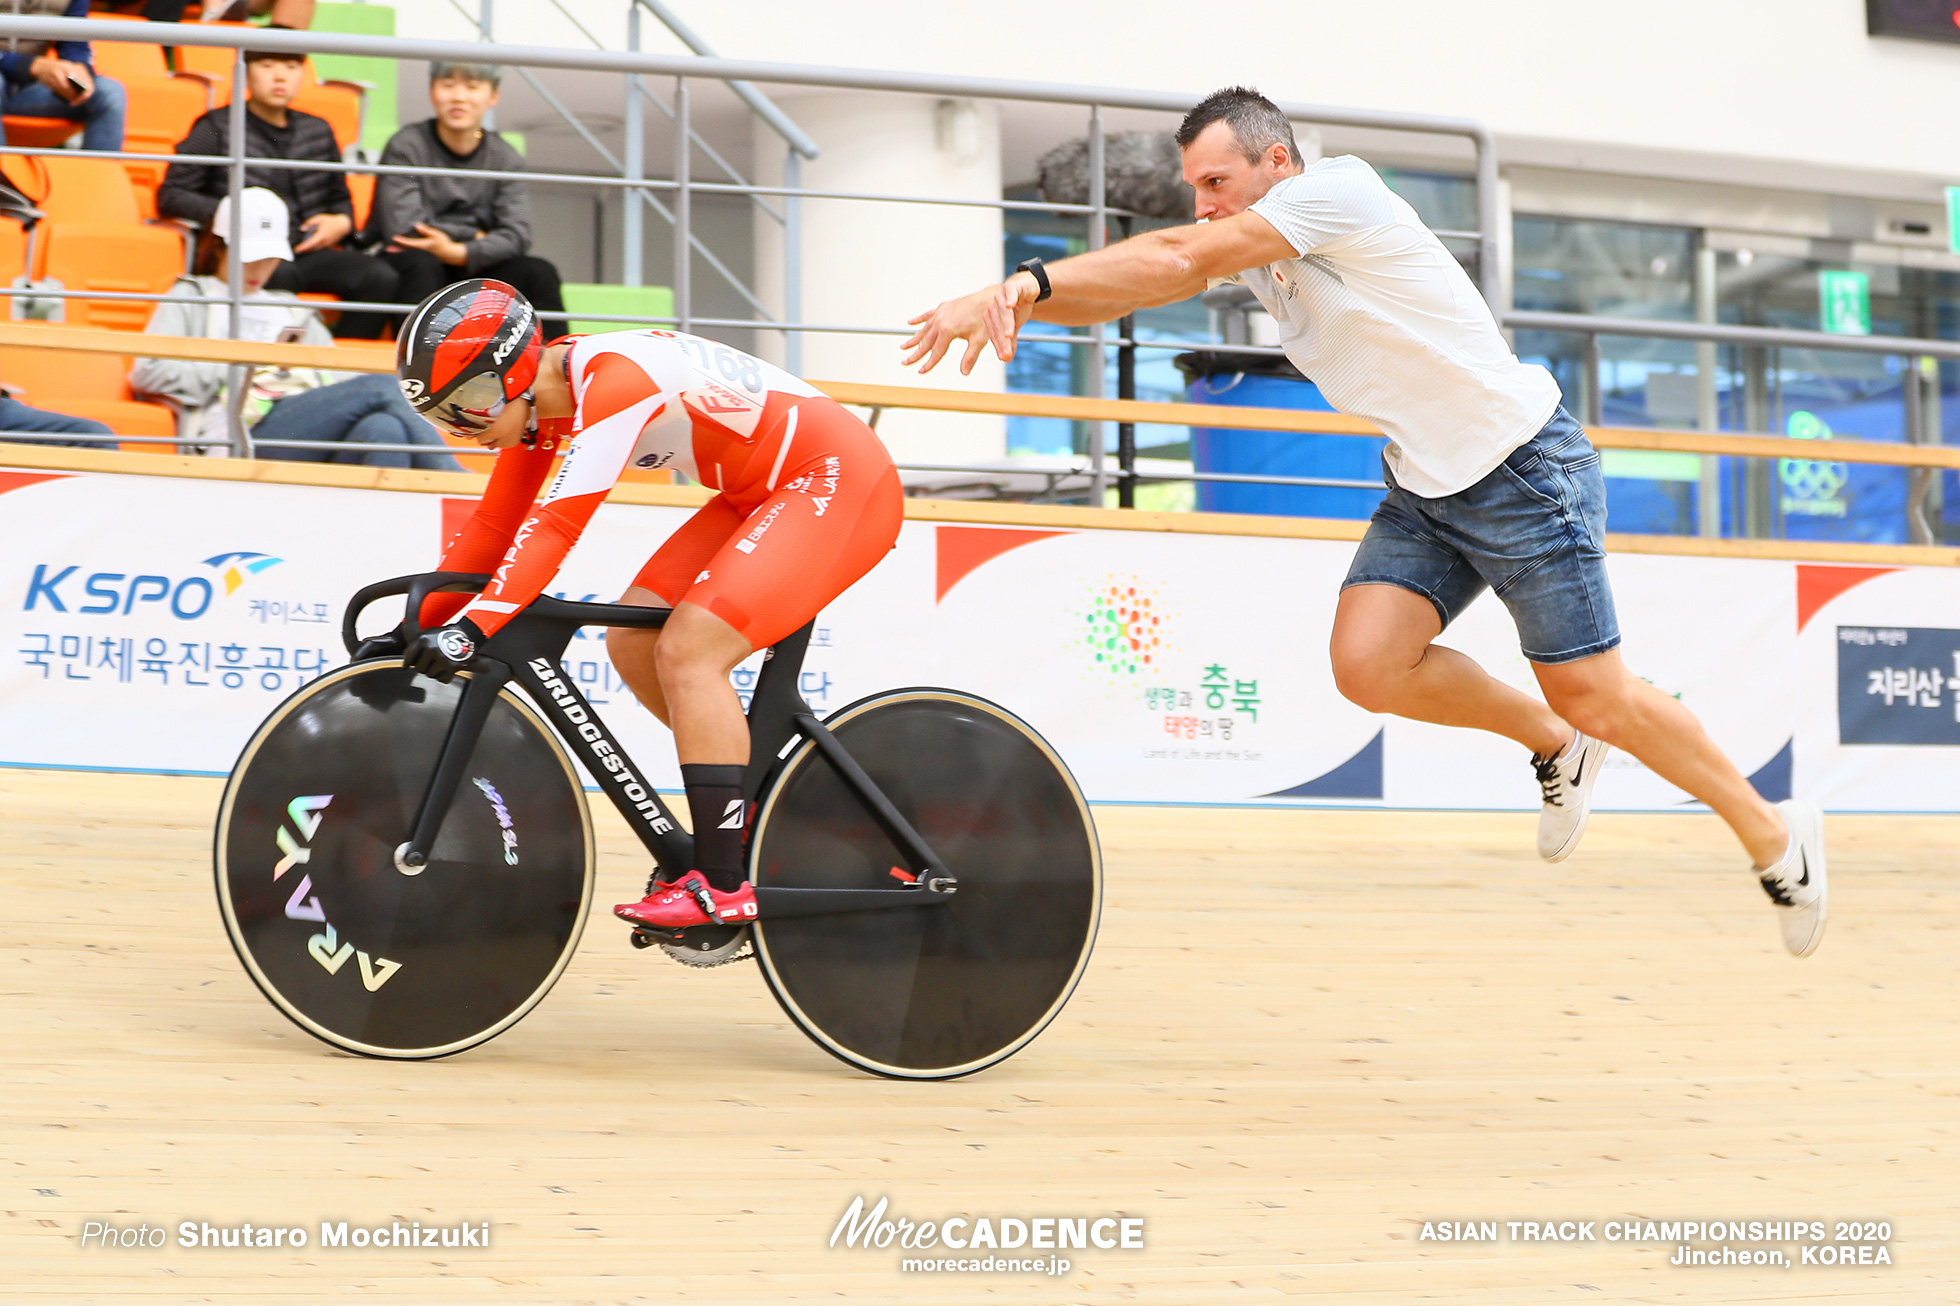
[
  {"x1": 1715, "y1": 251, "x2": 1959, "y2": 544},
  {"x1": 1512, "y1": 216, "x2": 1701, "y2": 535},
  {"x1": 1002, "y1": 196, "x2": 1212, "y2": 459}
]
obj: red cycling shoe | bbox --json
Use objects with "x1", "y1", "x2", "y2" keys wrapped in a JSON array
[{"x1": 615, "y1": 872, "x2": 758, "y2": 930}]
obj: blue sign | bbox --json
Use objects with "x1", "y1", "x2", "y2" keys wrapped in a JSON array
[{"x1": 1837, "y1": 626, "x2": 1960, "y2": 746}]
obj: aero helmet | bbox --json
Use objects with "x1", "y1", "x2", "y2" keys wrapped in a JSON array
[{"x1": 396, "y1": 279, "x2": 542, "y2": 436}]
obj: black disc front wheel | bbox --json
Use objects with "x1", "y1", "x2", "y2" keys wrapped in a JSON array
[
  {"x1": 214, "y1": 662, "x2": 595, "y2": 1058},
  {"x1": 748, "y1": 690, "x2": 1101, "y2": 1079}
]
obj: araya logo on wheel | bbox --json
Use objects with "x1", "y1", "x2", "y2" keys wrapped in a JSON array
[
  {"x1": 473, "y1": 778, "x2": 520, "y2": 865},
  {"x1": 274, "y1": 794, "x2": 402, "y2": 992}
]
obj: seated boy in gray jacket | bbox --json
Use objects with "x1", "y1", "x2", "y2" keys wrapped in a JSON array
[{"x1": 371, "y1": 61, "x2": 564, "y2": 317}]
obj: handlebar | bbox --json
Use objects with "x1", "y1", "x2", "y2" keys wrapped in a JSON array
[
  {"x1": 340, "y1": 571, "x2": 491, "y2": 657},
  {"x1": 340, "y1": 572, "x2": 674, "y2": 658}
]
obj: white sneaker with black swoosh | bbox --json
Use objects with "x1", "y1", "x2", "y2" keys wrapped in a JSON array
[
  {"x1": 1533, "y1": 731, "x2": 1610, "y2": 862},
  {"x1": 1758, "y1": 800, "x2": 1827, "y2": 958}
]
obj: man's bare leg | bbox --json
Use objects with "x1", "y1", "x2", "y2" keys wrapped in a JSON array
[
  {"x1": 1533, "y1": 649, "x2": 1786, "y2": 867},
  {"x1": 1330, "y1": 583, "x2": 1572, "y2": 757},
  {"x1": 1330, "y1": 583, "x2": 1785, "y2": 864}
]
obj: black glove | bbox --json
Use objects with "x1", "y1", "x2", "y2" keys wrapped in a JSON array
[
  {"x1": 402, "y1": 618, "x2": 485, "y2": 683},
  {"x1": 352, "y1": 620, "x2": 411, "y2": 663}
]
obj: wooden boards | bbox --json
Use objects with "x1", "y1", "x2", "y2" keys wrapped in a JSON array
[{"x1": 2, "y1": 766, "x2": 1953, "y2": 1302}]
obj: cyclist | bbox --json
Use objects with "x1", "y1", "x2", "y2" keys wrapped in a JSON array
[{"x1": 388, "y1": 279, "x2": 903, "y2": 932}]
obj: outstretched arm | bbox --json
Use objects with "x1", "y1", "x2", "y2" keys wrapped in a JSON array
[{"x1": 900, "y1": 210, "x2": 1295, "y2": 375}]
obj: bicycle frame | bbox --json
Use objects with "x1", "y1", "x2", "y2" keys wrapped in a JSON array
[{"x1": 340, "y1": 573, "x2": 957, "y2": 919}]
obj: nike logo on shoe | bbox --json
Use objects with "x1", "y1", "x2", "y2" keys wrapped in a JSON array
[{"x1": 1760, "y1": 851, "x2": 1809, "y2": 906}]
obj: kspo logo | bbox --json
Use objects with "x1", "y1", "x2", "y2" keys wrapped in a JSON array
[
  {"x1": 274, "y1": 794, "x2": 402, "y2": 992},
  {"x1": 22, "y1": 550, "x2": 284, "y2": 619},
  {"x1": 25, "y1": 564, "x2": 216, "y2": 619}
]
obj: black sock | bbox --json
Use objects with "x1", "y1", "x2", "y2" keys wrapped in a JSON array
[{"x1": 681, "y1": 763, "x2": 747, "y2": 893}]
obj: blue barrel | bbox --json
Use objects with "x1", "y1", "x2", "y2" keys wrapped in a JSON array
[{"x1": 1181, "y1": 359, "x2": 1387, "y2": 518}]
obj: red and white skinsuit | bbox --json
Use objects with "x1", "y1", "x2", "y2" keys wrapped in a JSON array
[{"x1": 421, "y1": 329, "x2": 903, "y2": 647}]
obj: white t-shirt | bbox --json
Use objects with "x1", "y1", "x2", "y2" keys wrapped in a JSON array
[{"x1": 1217, "y1": 156, "x2": 1562, "y2": 499}]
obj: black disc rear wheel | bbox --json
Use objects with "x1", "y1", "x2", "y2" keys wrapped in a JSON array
[
  {"x1": 748, "y1": 690, "x2": 1100, "y2": 1079},
  {"x1": 214, "y1": 662, "x2": 595, "y2": 1058}
]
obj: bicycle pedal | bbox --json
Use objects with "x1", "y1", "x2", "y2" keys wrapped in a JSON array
[{"x1": 628, "y1": 924, "x2": 684, "y2": 949}]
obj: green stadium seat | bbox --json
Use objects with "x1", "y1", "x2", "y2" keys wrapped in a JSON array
[{"x1": 561, "y1": 283, "x2": 675, "y2": 337}]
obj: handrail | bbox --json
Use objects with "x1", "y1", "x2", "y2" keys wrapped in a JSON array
[
  {"x1": 3, "y1": 17, "x2": 1480, "y2": 132},
  {"x1": 0, "y1": 14, "x2": 1499, "y2": 297},
  {"x1": 10, "y1": 324, "x2": 1955, "y2": 473},
  {"x1": 1504, "y1": 309, "x2": 1960, "y2": 362}
]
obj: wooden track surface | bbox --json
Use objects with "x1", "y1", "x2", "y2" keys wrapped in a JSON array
[{"x1": 3, "y1": 767, "x2": 1955, "y2": 1303}]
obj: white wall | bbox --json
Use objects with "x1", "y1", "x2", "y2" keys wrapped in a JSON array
[
  {"x1": 393, "y1": 0, "x2": 1960, "y2": 194},
  {"x1": 748, "y1": 93, "x2": 1006, "y2": 467}
]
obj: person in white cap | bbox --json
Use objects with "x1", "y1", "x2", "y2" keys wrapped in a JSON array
[{"x1": 129, "y1": 188, "x2": 459, "y2": 470}]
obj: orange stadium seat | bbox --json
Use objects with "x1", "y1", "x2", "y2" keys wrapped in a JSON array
[
  {"x1": 16, "y1": 154, "x2": 142, "y2": 225},
  {"x1": 0, "y1": 341, "x2": 177, "y2": 453},
  {"x1": 36, "y1": 223, "x2": 183, "y2": 332},
  {"x1": 167, "y1": 30, "x2": 244, "y2": 102},
  {"x1": 0, "y1": 118, "x2": 77, "y2": 149},
  {"x1": 0, "y1": 152, "x2": 49, "y2": 209},
  {"x1": 86, "y1": 33, "x2": 171, "y2": 82},
  {"x1": 0, "y1": 217, "x2": 26, "y2": 284},
  {"x1": 85, "y1": 43, "x2": 212, "y2": 218},
  {"x1": 291, "y1": 81, "x2": 360, "y2": 154}
]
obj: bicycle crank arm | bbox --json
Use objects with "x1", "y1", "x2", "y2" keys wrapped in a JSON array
[{"x1": 752, "y1": 883, "x2": 955, "y2": 920}]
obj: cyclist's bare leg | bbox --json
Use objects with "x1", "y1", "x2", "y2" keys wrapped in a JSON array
[
  {"x1": 608, "y1": 584, "x2": 753, "y2": 766},
  {"x1": 606, "y1": 586, "x2": 673, "y2": 725},
  {"x1": 609, "y1": 585, "x2": 757, "y2": 905}
]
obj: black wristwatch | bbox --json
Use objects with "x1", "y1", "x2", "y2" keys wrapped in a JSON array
[{"x1": 1014, "y1": 258, "x2": 1053, "y2": 302}]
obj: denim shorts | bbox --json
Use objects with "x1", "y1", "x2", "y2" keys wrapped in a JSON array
[{"x1": 1341, "y1": 406, "x2": 1620, "y2": 665}]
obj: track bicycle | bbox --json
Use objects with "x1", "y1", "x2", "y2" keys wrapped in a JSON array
[{"x1": 213, "y1": 572, "x2": 1102, "y2": 1080}]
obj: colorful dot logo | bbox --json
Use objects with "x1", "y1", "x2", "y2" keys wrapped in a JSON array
[{"x1": 1079, "y1": 579, "x2": 1164, "y2": 678}]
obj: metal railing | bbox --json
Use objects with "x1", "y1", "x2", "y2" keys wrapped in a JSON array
[
  {"x1": 0, "y1": 12, "x2": 1500, "y2": 484},
  {"x1": 17, "y1": 13, "x2": 1939, "y2": 544},
  {"x1": 1505, "y1": 310, "x2": 1955, "y2": 546}
]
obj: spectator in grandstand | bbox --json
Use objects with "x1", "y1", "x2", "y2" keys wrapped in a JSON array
[
  {"x1": 0, "y1": 378, "x2": 115, "y2": 451},
  {"x1": 370, "y1": 61, "x2": 564, "y2": 317},
  {"x1": 0, "y1": 0, "x2": 127, "y2": 153},
  {"x1": 130, "y1": 187, "x2": 459, "y2": 470},
  {"x1": 157, "y1": 47, "x2": 398, "y2": 339}
]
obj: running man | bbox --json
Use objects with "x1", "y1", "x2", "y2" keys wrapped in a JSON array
[
  {"x1": 389, "y1": 279, "x2": 902, "y2": 932},
  {"x1": 904, "y1": 87, "x2": 1825, "y2": 957}
]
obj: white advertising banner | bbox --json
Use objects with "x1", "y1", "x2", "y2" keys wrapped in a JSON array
[{"x1": 3, "y1": 464, "x2": 1956, "y2": 811}]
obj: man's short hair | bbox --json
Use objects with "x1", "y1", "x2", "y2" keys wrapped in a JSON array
[
  {"x1": 1175, "y1": 87, "x2": 1300, "y2": 166},
  {"x1": 430, "y1": 61, "x2": 503, "y2": 87}
]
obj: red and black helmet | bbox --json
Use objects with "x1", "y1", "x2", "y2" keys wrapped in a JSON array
[{"x1": 395, "y1": 279, "x2": 542, "y2": 437}]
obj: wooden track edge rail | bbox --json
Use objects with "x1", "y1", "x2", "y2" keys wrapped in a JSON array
[
  {"x1": 4, "y1": 323, "x2": 1957, "y2": 471},
  {"x1": 6, "y1": 442, "x2": 1956, "y2": 567}
]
